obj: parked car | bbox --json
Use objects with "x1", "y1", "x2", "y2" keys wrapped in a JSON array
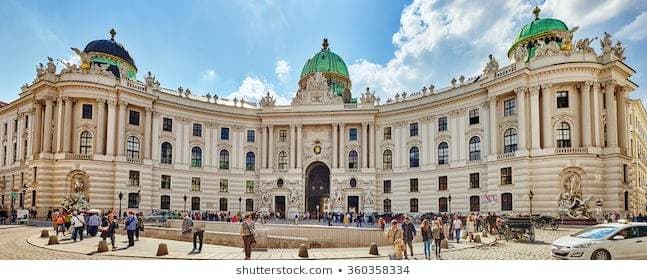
[
  {"x1": 145, "y1": 212, "x2": 169, "y2": 223},
  {"x1": 551, "y1": 221, "x2": 647, "y2": 260}
]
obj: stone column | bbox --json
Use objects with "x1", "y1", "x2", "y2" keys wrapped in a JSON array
[
  {"x1": 151, "y1": 112, "x2": 159, "y2": 161},
  {"x1": 515, "y1": 87, "x2": 527, "y2": 152},
  {"x1": 605, "y1": 82, "x2": 618, "y2": 147},
  {"x1": 62, "y1": 98, "x2": 73, "y2": 153},
  {"x1": 42, "y1": 98, "x2": 54, "y2": 153},
  {"x1": 106, "y1": 100, "x2": 117, "y2": 156},
  {"x1": 32, "y1": 102, "x2": 42, "y2": 155},
  {"x1": 289, "y1": 124, "x2": 296, "y2": 169},
  {"x1": 580, "y1": 81, "x2": 593, "y2": 147},
  {"x1": 401, "y1": 122, "x2": 407, "y2": 166},
  {"x1": 117, "y1": 101, "x2": 128, "y2": 156},
  {"x1": 96, "y1": 99, "x2": 106, "y2": 155},
  {"x1": 394, "y1": 124, "x2": 401, "y2": 167},
  {"x1": 144, "y1": 108, "x2": 152, "y2": 159},
  {"x1": 183, "y1": 120, "x2": 191, "y2": 165},
  {"x1": 592, "y1": 83, "x2": 602, "y2": 147},
  {"x1": 339, "y1": 123, "x2": 345, "y2": 169},
  {"x1": 332, "y1": 123, "x2": 338, "y2": 168},
  {"x1": 54, "y1": 97, "x2": 63, "y2": 153},
  {"x1": 268, "y1": 125, "x2": 274, "y2": 169},
  {"x1": 429, "y1": 118, "x2": 436, "y2": 164},
  {"x1": 489, "y1": 97, "x2": 497, "y2": 156},
  {"x1": 529, "y1": 86, "x2": 541, "y2": 151},
  {"x1": 617, "y1": 86, "x2": 629, "y2": 153},
  {"x1": 296, "y1": 124, "x2": 303, "y2": 169},
  {"x1": 362, "y1": 122, "x2": 368, "y2": 169},
  {"x1": 369, "y1": 122, "x2": 376, "y2": 168},
  {"x1": 541, "y1": 84, "x2": 553, "y2": 149},
  {"x1": 458, "y1": 111, "x2": 466, "y2": 160},
  {"x1": 261, "y1": 125, "x2": 267, "y2": 168},
  {"x1": 16, "y1": 114, "x2": 23, "y2": 161}
]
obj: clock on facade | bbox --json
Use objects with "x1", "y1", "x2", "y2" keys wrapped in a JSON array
[{"x1": 314, "y1": 145, "x2": 321, "y2": 154}]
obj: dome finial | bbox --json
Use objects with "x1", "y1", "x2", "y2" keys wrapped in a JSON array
[
  {"x1": 109, "y1": 28, "x2": 116, "y2": 41},
  {"x1": 322, "y1": 38, "x2": 329, "y2": 50},
  {"x1": 532, "y1": 6, "x2": 541, "y2": 20}
]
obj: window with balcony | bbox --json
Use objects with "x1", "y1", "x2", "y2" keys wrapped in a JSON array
[
  {"x1": 348, "y1": 150, "x2": 359, "y2": 169},
  {"x1": 80, "y1": 131, "x2": 93, "y2": 155},
  {"x1": 503, "y1": 128, "x2": 517, "y2": 153},
  {"x1": 126, "y1": 136, "x2": 140, "y2": 159},
  {"x1": 556, "y1": 122, "x2": 572, "y2": 148},
  {"x1": 383, "y1": 149, "x2": 393, "y2": 170},
  {"x1": 246, "y1": 151, "x2": 255, "y2": 171},
  {"x1": 409, "y1": 146, "x2": 420, "y2": 167},
  {"x1": 219, "y1": 150, "x2": 230, "y2": 169},
  {"x1": 469, "y1": 136, "x2": 481, "y2": 160},
  {"x1": 191, "y1": 147, "x2": 202, "y2": 167},
  {"x1": 160, "y1": 142, "x2": 172, "y2": 164},
  {"x1": 438, "y1": 142, "x2": 449, "y2": 164}
]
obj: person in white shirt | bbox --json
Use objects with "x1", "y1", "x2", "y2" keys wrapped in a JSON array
[
  {"x1": 452, "y1": 215, "x2": 463, "y2": 243},
  {"x1": 70, "y1": 211, "x2": 85, "y2": 242}
]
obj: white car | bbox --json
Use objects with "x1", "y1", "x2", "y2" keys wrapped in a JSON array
[{"x1": 551, "y1": 221, "x2": 647, "y2": 260}]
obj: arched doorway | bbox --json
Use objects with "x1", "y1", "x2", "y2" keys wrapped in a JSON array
[{"x1": 305, "y1": 161, "x2": 330, "y2": 216}]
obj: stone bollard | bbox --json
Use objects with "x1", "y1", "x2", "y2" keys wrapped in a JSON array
[
  {"x1": 298, "y1": 244, "x2": 308, "y2": 258},
  {"x1": 441, "y1": 239, "x2": 449, "y2": 249},
  {"x1": 156, "y1": 243, "x2": 169, "y2": 256},
  {"x1": 368, "y1": 242, "x2": 379, "y2": 256},
  {"x1": 482, "y1": 230, "x2": 488, "y2": 238},
  {"x1": 40, "y1": 230, "x2": 50, "y2": 238},
  {"x1": 97, "y1": 240, "x2": 109, "y2": 253},
  {"x1": 47, "y1": 236, "x2": 59, "y2": 245},
  {"x1": 474, "y1": 235, "x2": 482, "y2": 243}
]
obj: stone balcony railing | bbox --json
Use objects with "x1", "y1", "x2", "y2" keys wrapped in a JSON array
[
  {"x1": 497, "y1": 152, "x2": 516, "y2": 160},
  {"x1": 127, "y1": 158, "x2": 143, "y2": 164},
  {"x1": 65, "y1": 153, "x2": 92, "y2": 160},
  {"x1": 554, "y1": 147, "x2": 588, "y2": 154},
  {"x1": 495, "y1": 64, "x2": 517, "y2": 78}
]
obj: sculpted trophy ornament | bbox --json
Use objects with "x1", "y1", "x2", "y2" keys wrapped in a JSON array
[
  {"x1": 363, "y1": 188, "x2": 375, "y2": 206},
  {"x1": 70, "y1": 47, "x2": 92, "y2": 71},
  {"x1": 291, "y1": 72, "x2": 343, "y2": 105},
  {"x1": 613, "y1": 41, "x2": 626, "y2": 61},
  {"x1": 259, "y1": 91, "x2": 276, "y2": 107},
  {"x1": 483, "y1": 54, "x2": 499, "y2": 76},
  {"x1": 46, "y1": 57, "x2": 56, "y2": 74},
  {"x1": 535, "y1": 41, "x2": 561, "y2": 58},
  {"x1": 288, "y1": 185, "x2": 302, "y2": 208},
  {"x1": 601, "y1": 32, "x2": 613, "y2": 55},
  {"x1": 89, "y1": 63, "x2": 111, "y2": 76},
  {"x1": 360, "y1": 87, "x2": 377, "y2": 104},
  {"x1": 575, "y1": 37, "x2": 597, "y2": 55},
  {"x1": 144, "y1": 71, "x2": 158, "y2": 87},
  {"x1": 58, "y1": 59, "x2": 79, "y2": 74},
  {"x1": 513, "y1": 46, "x2": 529, "y2": 63},
  {"x1": 257, "y1": 182, "x2": 272, "y2": 207},
  {"x1": 557, "y1": 170, "x2": 592, "y2": 219}
]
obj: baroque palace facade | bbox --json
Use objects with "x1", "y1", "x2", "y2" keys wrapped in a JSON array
[{"x1": 1, "y1": 9, "x2": 646, "y2": 217}]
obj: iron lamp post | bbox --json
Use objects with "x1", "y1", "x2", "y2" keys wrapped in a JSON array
[
  {"x1": 448, "y1": 194, "x2": 452, "y2": 214},
  {"x1": 238, "y1": 197, "x2": 242, "y2": 215},
  {"x1": 118, "y1": 192, "x2": 123, "y2": 221},
  {"x1": 183, "y1": 194, "x2": 187, "y2": 212},
  {"x1": 529, "y1": 190, "x2": 534, "y2": 214}
]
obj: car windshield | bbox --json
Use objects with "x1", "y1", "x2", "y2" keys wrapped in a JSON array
[{"x1": 571, "y1": 227, "x2": 617, "y2": 239}]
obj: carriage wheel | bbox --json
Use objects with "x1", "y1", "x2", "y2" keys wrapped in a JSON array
[
  {"x1": 529, "y1": 231, "x2": 536, "y2": 242},
  {"x1": 537, "y1": 221, "x2": 546, "y2": 230},
  {"x1": 551, "y1": 222, "x2": 559, "y2": 231}
]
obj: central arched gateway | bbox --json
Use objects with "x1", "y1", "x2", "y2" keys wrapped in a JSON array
[{"x1": 305, "y1": 161, "x2": 330, "y2": 216}]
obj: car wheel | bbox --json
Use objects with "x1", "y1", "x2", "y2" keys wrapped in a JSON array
[{"x1": 591, "y1": 249, "x2": 611, "y2": 260}]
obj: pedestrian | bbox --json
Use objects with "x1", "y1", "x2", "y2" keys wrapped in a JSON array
[
  {"x1": 432, "y1": 217, "x2": 443, "y2": 259},
  {"x1": 125, "y1": 211, "x2": 137, "y2": 247},
  {"x1": 378, "y1": 217, "x2": 385, "y2": 231},
  {"x1": 343, "y1": 213, "x2": 350, "y2": 227},
  {"x1": 401, "y1": 217, "x2": 416, "y2": 259},
  {"x1": 71, "y1": 211, "x2": 85, "y2": 242},
  {"x1": 452, "y1": 215, "x2": 462, "y2": 243},
  {"x1": 55, "y1": 212, "x2": 66, "y2": 236},
  {"x1": 191, "y1": 217, "x2": 205, "y2": 254},
  {"x1": 47, "y1": 210, "x2": 52, "y2": 221},
  {"x1": 420, "y1": 219, "x2": 432, "y2": 260},
  {"x1": 466, "y1": 214, "x2": 476, "y2": 242},
  {"x1": 87, "y1": 213, "x2": 101, "y2": 237},
  {"x1": 386, "y1": 220, "x2": 405, "y2": 260},
  {"x1": 100, "y1": 213, "x2": 118, "y2": 251},
  {"x1": 240, "y1": 214, "x2": 256, "y2": 260},
  {"x1": 135, "y1": 212, "x2": 144, "y2": 241}
]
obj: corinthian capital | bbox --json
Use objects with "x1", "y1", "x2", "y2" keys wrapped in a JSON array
[
  {"x1": 514, "y1": 86, "x2": 528, "y2": 95},
  {"x1": 541, "y1": 83, "x2": 552, "y2": 90},
  {"x1": 529, "y1": 86, "x2": 540, "y2": 95},
  {"x1": 584, "y1": 81, "x2": 593, "y2": 88}
]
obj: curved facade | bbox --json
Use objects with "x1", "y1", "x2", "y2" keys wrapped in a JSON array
[{"x1": 1, "y1": 17, "x2": 645, "y2": 217}]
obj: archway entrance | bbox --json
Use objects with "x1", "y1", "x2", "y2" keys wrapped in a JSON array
[{"x1": 305, "y1": 161, "x2": 330, "y2": 217}]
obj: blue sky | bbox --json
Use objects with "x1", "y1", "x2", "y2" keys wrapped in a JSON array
[{"x1": 1, "y1": 0, "x2": 647, "y2": 104}]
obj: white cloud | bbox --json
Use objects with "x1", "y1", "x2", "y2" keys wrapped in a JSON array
[
  {"x1": 61, "y1": 52, "x2": 81, "y2": 66},
  {"x1": 617, "y1": 11, "x2": 647, "y2": 41},
  {"x1": 541, "y1": 0, "x2": 634, "y2": 28},
  {"x1": 227, "y1": 76, "x2": 290, "y2": 105},
  {"x1": 201, "y1": 69, "x2": 217, "y2": 81},
  {"x1": 275, "y1": 59, "x2": 291, "y2": 83}
]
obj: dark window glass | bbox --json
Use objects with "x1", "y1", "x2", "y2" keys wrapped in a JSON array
[
  {"x1": 279, "y1": 129, "x2": 287, "y2": 142},
  {"x1": 161, "y1": 142, "x2": 172, "y2": 164},
  {"x1": 409, "y1": 123, "x2": 418, "y2": 137},
  {"x1": 160, "y1": 195, "x2": 170, "y2": 210},
  {"x1": 128, "y1": 192, "x2": 139, "y2": 208},
  {"x1": 129, "y1": 110, "x2": 140, "y2": 126},
  {"x1": 80, "y1": 131, "x2": 92, "y2": 155},
  {"x1": 438, "y1": 197, "x2": 448, "y2": 212},
  {"x1": 383, "y1": 180, "x2": 392, "y2": 193},
  {"x1": 350, "y1": 178, "x2": 357, "y2": 188},
  {"x1": 129, "y1": 170, "x2": 140, "y2": 186},
  {"x1": 219, "y1": 150, "x2": 230, "y2": 169},
  {"x1": 469, "y1": 196, "x2": 480, "y2": 212},
  {"x1": 246, "y1": 152, "x2": 255, "y2": 171},
  {"x1": 191, "y1": 197, "x2": 200, "y2": 211},
  {"x1": 438, "y1": 176, "x2": 448, "y2": 191},
  {"x1": 384, "y1": 127, "x2": 392, "y2": 140},
  {"x1": 556, "y1": 91, "x2": 569, "y2": 108},
  {"x1": 193, "y1": 123, "x2": 202, "y2": 137},
  {"x1": 383, "y1": 150, "x2": 393, "y2": 170},
  {"x1": 438, "y1": 142, "x2": 449, "y2": 164},
  {"x1": 278, "y1": 151, "x2": 288, "y2": 169},
  {"x1": 501, "y1": 193, "x2": 513, "y2": 211},
  {"x1": 409, "y1": 146, "x2": 419, "y2": 168},
  {"x1": 504, "y1": 128, "x2": 517, "y2": 153},
  {"x1": 469, "y1": 173, "x2": 480, "y2": 189},
  {"x1": 504, "y1": 98, "x2": 516, "y2": 116},
  {"x1": 219, "y1": 198, "x2": 228, "y2": 211},
  {"x1": 438, "y1": 117, "x2": 448, "y2": 131},
  {"x1": 348, "y1": 150, "x2": 359, "y2": 169},
  {"x1": 349, "y1": 128, "x2": 358, "y2": 141},
  {"x1": 410, "y1": 178, "x2": 419, "y2": 192},
  {"x1": 220, "y1": 127, "x2": 230, "y2": 140},
  {"x1": 410, "y1": 198, "x2": 419, "y2": 213},
  {"x1": 469, "y1": 136, "x2": 481, "y2": 161},
  {"x1": 469, "y1": 109, "x2": 479, "y2": 125},
  {"x1": 162, "y1": 118, "x2": 173, "y2": 132},
  {"x1": 82, "y1": 104, "x2": 93, "y2": 119},
  {"x1": 161, "y1": 175, "x2": 171, "y2": 189},
  {"x1": 556, "y1": 122, "x2": 571, "y2": 148},
  {"x1": 191, "y1": 147, "x2": 202, "y2": 167},
  {"x1": 247, "y1": 130, "x2": 255, "y2": 143},
  {"x1": 501, "y1": 167, "x2": 513, "y2": 185},
  {"x1": 383, "y1": 199, "x2": 392, "y2": 213},
  {"x1": 245, "y1": 199, "x2": 254, "y2": 212}
]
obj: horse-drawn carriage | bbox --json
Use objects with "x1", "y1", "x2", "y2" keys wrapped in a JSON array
[
  {"x1": 532, "y1": 215, "x2": 561, "y2": 230},
  {"x1": 497, "y1": 216, "x2": 536, "y2": 242}
]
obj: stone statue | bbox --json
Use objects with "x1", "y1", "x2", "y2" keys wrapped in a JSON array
[
  {"x1": 305, "y1": 72, "x2": 329, "y2": 92},
  {"x1": 259, "y1": 91, "x2": 276, "y2": 107},
  {"x1": 601, "y1": 32, "x2": 613, "y2": 55},
  {"x1": 575, "y1": 37, "x2": 597, "y2": 55},
  {"x1": 58, "y1": 59, "x2": 79, "y2": 74},
  {"x1": 117, "y1": 64, "x2": 127, "y2": 80},
  {"x1": 429, "y1": 84, "x2": 435, "y2": 94},
  {"x1": 36, "y1": 63, "x2": 46, "y2": 77},
  {"x1": 145, "y1": 71, "x2": 157, "y2": 87},
  {"x1": 89, "y1": 63, "x2": 111, "y2": 76},
  {"x1": 535, "y1": 41, "x2": 561, "y2": 57},
  {"x1": 71, "y1": 47, "x2": 92, "y2": 71},
  {"x1": 233, "y1": 97, "x2": 238, "y2": 106},
  {"x1": 205, "y1": 93, "x2": 212, "y2": 102},
  {"x1": 561, "y1": 26, "x2": 579, "y2": 52},
  {"x1": 330, "y1": 185, "x2": 343, "y2": 208},
  {"x1": 613, "y1": 41, "x2": 626, "y2": 61},
  {"x1": 177, "y1": 87, "x2": 184, "y2": 95},
  {"x1": 184, "y1": 88, "x2": 191, "y2": 97},
  {"x1": 363, "y1": 189, "x2": 374, "y2": 206},
  {"x1": 258, "y1": 183, "x2": 272, "y2": 207},
  {"x1": 459, "y1": 75, "x2": 465, "y2": 85},
  {"x1": 46, "y1": 57, "x2": 56, "y2": 74},
  {"x1": 360, "y1": 87, "x2": 377, "y2": 104},
  {"x1": 451, "y1": 77, "x2": 457, "y2": 87},
  {"x1": 513, "y1": 46, "x2": 528, "y2": 62},
  {"x1": 557, "y1": 171, "x2": 592, "y2": 219},
  {"x1": 483, "y1": 54, "x2": 499, "y2": 76},
  {"x1": 292, "y1": 72, "x2": 343, "y2": 105},
  {"x1": 288, "y1": 185, "x2": 301, "y2": 208},
  {"x1": 72, "y1": 176, "x2": 86, "y2": 193}
]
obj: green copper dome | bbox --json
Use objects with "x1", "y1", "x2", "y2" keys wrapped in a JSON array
[
  {"x1": 300, "y1": 39, "x2": 349, "y2": 79},
  {"x1": 508, "y1": 7, "x2": 569, "y2": 58}
]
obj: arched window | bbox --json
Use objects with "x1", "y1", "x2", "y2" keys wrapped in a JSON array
[
  {"x1": 161, "y1": 142, "x2": 172, "y2": 164},
  {"x1": 383, "y1": 150, "x2": 393, "y2": 170},
  {"x1": 409, "y1": 146, "x2": 420, "y2": 168},
  {"x1": 503, "y1": 128, "x2": 518, "y2": 153},
  {"x1": 79, "y1": 131, "x2": 92, "y2": 155},
  {"x1": 245, "y1": 198, "x2": 254, "y2": 212},
  {"x1": 469, "y1": 136, "x2": 481, "y2": 161},
  {"x1": 126, "y1": 136, "x2": 140, "y2": 159},
  {"x1": 383, "y1": 199, "x2": 392, "y2": 213},
  {"x1": 438, "y1": 197, "x2": 448, "y2": 212},
  {"x1": 437, "y1": 142, "x2": 449, "y2": 165},
  {"x1": 556, "y1": 122, "x2": 572, "y2": 148},
  {"x1": 245, "y1": 152, "x2": 255, "y2": 171},
  {"x1": 348, "y1": 150, "x2": 359, "y2": 169},
  {"x1": 219, "y1": 197, "x2": 228, "y2": 211},
  {"x1": 219, "y1": 150, "x2": 230, "y2": 169},
  {"x1": 160, "y1": 195, "x2": 170, "y2": 210},
  {"x1": 501, "y1": 193, "x2": 513, "y2": 211},
  {"x1": 469, "y1": 196, "x2": 480, "y2": 212},
  {"x1": 191, "y1": 147, "x2": 202, "y2": 167},
  {"x1": 410, "y1": 198, "x2": 419, "y2": 213},
  {"x1": 278, "y1": 151, "x2": 288, "y2": 170}
]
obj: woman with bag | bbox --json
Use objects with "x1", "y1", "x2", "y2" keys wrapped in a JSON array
[
  {"x1": 466, "y1": 214, "x2": 476, "y2": 242},
  {"x1": 432, "y1": 217, "x2": 443, "y2": 259},
  {"x1": 420, "y1": 219, "x2": 432, "y2": 259},
  {"x1": 240, "y1": 214, "x2": 256, "y2": 260},
  {"x1": 386, "y1": 220, "x2": 405, "y2": 260},
  {"x1": 100, "y1": 213, "x2": 118, "y2": 251}
]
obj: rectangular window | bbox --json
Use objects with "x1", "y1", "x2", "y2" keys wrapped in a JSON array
[
  {"x1": 3, "y1": 123, "x2": 6, "y2": 135},
  {"x1": 349, "y1": 128, "x2": 358, "y2": 141},
  {"x1": 129, "y1": 110, "x2": 140, "y2": 126},
  {"x1": 160, "y1": 196, "x2": 170, "y2": 210},
  {"x1": 438, "y1": 117, "x2": 448, "y2": 131},
  {"x1": 246, "y1": 180, "x2": 255, "y2": 193},
  {"x1": 556, "y1": 91, "x2": 569, "y2": 108},
  {"x1": 469, "y1": 109, "x2": 479, "y2": 125},
  {"x1": 247, "y1": 130, "x2": 255, "y2": 143},
  {"x1": 409, "y1": 178, "x2": 419, "y2": 192},
  {"x1": 279, "y1": 129, "x2": 287, "y2": 142},
  {"x1": 410, "y1": 199, "x2": 419, "y2": 213},
  {"x1": 623, "y1": 164, "x2": 629, "y2": 183},
  {"x1": 438, "y1": 176, "x2": 448, "y2": 191},
  {"x1": 221, "y1": 127, "x2": 230, "y2": 140},
  {"x1": 469, "y1": 173, "x2": 480, "y2": 189},
  {"x1": 127, "y1": 193, "x2": 139, "y2": 209},
  {"x1": 503, "y1": 98, "x2": 516, "y2": 117},
  {"x1": 128, "y1": 170, "x2": 140, "y2": 186},
  {"x1": 191, "y1": 177, "x2": 201, "y2": 192},
  {"x1": 191, "y1": 197, "x2": 200, "y2": 211},
  {"x1": 219, "y1": 179, "x2": 228, "y2": 192},
  {"x1": 501, "y1": 167, "x2": 513, "y2": 185},
  {"x1": 14, "y1": 119, "x2": 18, "y2": 132},
  {"x1": 161, "y1": 175, "x2": 171, "y2": 189},
  {"x1": 192, "y1": 123, "x2": 202, "y2": 137},
  {"x1": 13, "y1": 142, "x2": 17, "y2": 163},
  {"x1": 82, "y1": 104, "x2": 93, "y2": 119},
  {"x1": 383, "y1": 180, "x2": 392, "y2": 193},
  {"x1": 409, "y1": 123, "x2": 418, "y2": 137},
  {"x1": 384, "y1": 127, "x2": 392, "y2": 140},
  {"x1": 162, "y1": 118, "x2": 173, "y2": 132}
]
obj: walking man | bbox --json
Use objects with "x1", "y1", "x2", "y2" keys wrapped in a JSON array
[
  {"x1": 401, "y1": 217, "x2": 416, "y2": 259},
  {"x1": 87, "y1": 213, "x2": 101, "y2": 237},
  {"x1": 71, "y1": 211, "x2": 85, "y2": 242},
  {"x1": 125, "y1": 211, "x2": 137, "y2": 247},
  {"x1": 452, "y1": 215, "x2": 463, "y2": 243},
  {"x1": 191, "y1": 218, "x2": 205, "y2": 254},
  {"x1": 386, "y1": 220, "x2": 405, "y2": 260},
  {"x1": 240, "y1": 214, "x2": 256, "y2": 260}
]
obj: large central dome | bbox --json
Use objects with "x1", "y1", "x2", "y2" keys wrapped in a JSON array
[
  {"x1": 83, "y1": 29, "x2": 137, "y2": 79},
  {"x1": 299, "y1": 39, "x2": 353, "y2": 103}
]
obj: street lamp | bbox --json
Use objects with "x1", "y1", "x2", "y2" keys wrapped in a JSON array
[
  {"x1": 183, "y1": 194, "x2": 187, "y2": 212},
  {"x1": 118, "y1": 192, "x2": 123, "y2": 221},
  {"x1": 238, "y1": 197, "x2": 242, "y2": 216},
  {"x1": 528, "y1": 189, "x2": 534, "y2": 214},
  {"x1": 448, "y1": 194, "x2": 452, "y2": 214},
  {"x1": 316, "y1": 204, "x2": 320, "y2": 221},
  {"x1": 137, "y1": 190, "x2": 141, "y2": 212}
]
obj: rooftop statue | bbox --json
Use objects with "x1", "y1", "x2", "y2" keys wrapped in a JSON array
[
  {"x1": 483, "y1": 54, "x2": 499, "y2": 76},
  {"x1": 575, "y1": 37, "x2": 597, "y2": 55},
  {"x1": 259, "y1": 91, "x2": 276, "y2": 107},
  {"x1": 58, "y1": 59, "x2": 79, "y2": 74},
  {"x1": 70, "y1": 47, "x2": 92, "y2": 71},
  {"x1": 513, "y1": 46, "x2": 528, "y2": 63},
  {"x1": 36, "y1": 63, "x2": 46, "y2": 77},
  {"x1": 144, "y1": 71, "x2": 157, "y2": 87},
  {"x1": 601, "y1": 32, "x2": 613, "y2": 55},
  {"x1": 46, "y1": 57, "x2": 56, "y2": 74},
  {"x1": 613, "y1": 41, "x2": 626, "y2": 61}
]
